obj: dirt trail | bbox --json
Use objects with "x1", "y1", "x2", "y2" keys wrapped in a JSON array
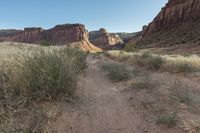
[
  {"x1": 50, "y1": 56, "x2": 143, "y2": 133},
  {"x1": 50, "y1": 56, "x2": 184, "y2": 133}
]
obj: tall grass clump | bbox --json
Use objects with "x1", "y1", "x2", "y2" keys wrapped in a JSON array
[
  {"x1": 165, "y1": 61, "x2": 196, "y2": 73},
  {"x1": 156, "y1": 112, "x2": 179, "y2": 127},
  {"x1": 101, "y1": 62, "x2": 133, "y2": 82},
  {"x1": 131, "y1": 76, "x2": 158, "y2": 90},
  {"x1": 133, "y1": 52, "x2": 165, "y2": 70},
  {"x1": 0, "y1": 46, "x2": 87, "y2": 103},
  {"x1": 169, "y1": 80, "x2": 192, "y2": 105}
]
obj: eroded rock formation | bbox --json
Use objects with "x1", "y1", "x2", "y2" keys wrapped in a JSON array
[
  {"x1": 89, "y1": 28, "x2": 123, "y2": 49},
  {"x1": 0, "y1": 24, "x2": 102, "y2": 52}
]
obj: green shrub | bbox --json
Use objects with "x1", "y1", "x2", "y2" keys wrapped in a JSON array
[
  {"x1": 132, "y1": 53, "x2": 165, "y2": 70},
  {"x1": 173, "y1": 61, "x2": 195, "y2": 73},
  {"x1": 131, "y1": 77, "x2": 157, "y2": 90},
  {"x1": 156, "y1": 112, "x2": 178, "y2": 127},
  {"x1": 125, "y1": 43, "x2": 138, "y2": 52},
  {"x1": 141, "y1": 52, "x2": 151, "y2": 59},
  {"x1": 40, "y1": 40, "x2": 51, "y2": 46},
  {"x1": 170, "y1": 80, "x2": 192, "y2": 104},
  {"x1": 0, "y1": 46, "x2": 87, "y2": 102},
  {"x1": 147, "y1": 56, "x2": 165, "y2": 70},
  {"x1": 101, "y1": 62, "x2": 133, "y2": 82}
]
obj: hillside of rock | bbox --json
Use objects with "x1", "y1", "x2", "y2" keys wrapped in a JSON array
[{"x1": 129, "y1": 0, "x2": 200, "y2": 50}]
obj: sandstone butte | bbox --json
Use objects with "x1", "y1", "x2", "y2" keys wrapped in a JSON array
[
  {"x1": 1, "y1": 24, "x2": 102, "y2": 53},
  {"x1": 89, "y1": 28, "x2": 123, "y2": 50}
]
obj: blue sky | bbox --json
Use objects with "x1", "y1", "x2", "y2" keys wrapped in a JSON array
[{"x1": 0, "y1": 0, "x2": 168, "y2": 32}]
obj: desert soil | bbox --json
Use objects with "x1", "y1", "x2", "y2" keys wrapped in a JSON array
[{"x1": 45, "y1": 56, "x2": 190, "y2": 133}]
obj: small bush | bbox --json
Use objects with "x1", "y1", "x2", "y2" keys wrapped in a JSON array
[
  {"x1": 125, "y1": 43, "x2": 138, "y2": 52},
  {"x1": 173, "y1": 61, "x2": 195, "y2": 73},
  {"x1": 141, "y1": 52, "x2": 151, "y2": 59},
  {"x1": 131, "y1": 77, "x2": 157, "y2": 90},
  {"x1": 40, "y1": 40, "x2": 51, "y2": 46},
  {"x1": 147, "y1": 56, "x2": 165, "y2": 70},
  {"x1": 101, "y1": 62, "x2": 133, "y2": 82},
  {"x1": 170, "y1": 80, "x2": 192, "y2": 104},
  {"x1": 132, "y1": 53, "x2": 165, "y2": 70},
  {"x1": 156, "y1": 112, "x2": 179, "y2": 127}
]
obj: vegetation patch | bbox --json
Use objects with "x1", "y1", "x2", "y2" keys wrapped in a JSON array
[
  {"x1": 131, "y1": 77, "x2": 158, "y2": 90},
  {"x1": 169, "y1": 80, "x2": 193, "y2": 105},
  {"x1": 132, "y1": 52, "x2": 165, "y2": 70},
  {"x1": 164, "y1": 61, "x2": 196, "y2": 73},
  {"x1": 156, "y1": 112, "x2": 179, "y2": 127},
  {"x1": 125, "y1": 43, "x2": 138, "y2": 52},
  {"x1": 101, "y1": 62, "x2": 134, "y2": 82},
  {"x1": 40, "y1": 40, "x2": 52, "y2": 46},
  {"x1": 0, "y1": 46, "x2": 87, "y2": 132}
]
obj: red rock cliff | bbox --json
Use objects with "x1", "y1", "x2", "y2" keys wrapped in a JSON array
[
  {"x1": 144, "y1": 0, "x2": 200, "y2": 35},
  {"x1": 43, "y1": 24, "x2": 89, "y2": 45},
  {"x1": 6, "y1": 24, "x2": 102, "y2": 52},
  {"x1": 12, "y1": 28, "x2": 43, "y2": 43},
  {"x1": 11, "y1": 24, "x2": 89, "y2": 45}
]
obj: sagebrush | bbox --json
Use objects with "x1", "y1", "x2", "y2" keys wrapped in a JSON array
[
  {"x1": 101, "y1": 62, "x2": 133, "y2": 82},
  {"x1": 0, "y1": 46, "x2": 87, "y2": 132}
]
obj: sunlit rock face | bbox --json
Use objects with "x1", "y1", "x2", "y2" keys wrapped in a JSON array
[
  {"x1": 0, "y1": 24, "x2": 102, "y2": 52},
  {"x1": 89, "y1": 28, "x2": 123, "y2": 50}
]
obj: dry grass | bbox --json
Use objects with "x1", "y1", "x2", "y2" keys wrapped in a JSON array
[
  {"x1": 183, "y1": 120, "x2": 200, "y2": 133},
  {"x1": 0, "y1": 43, "x2": 87, "y2": 132},
  {"x1": 156, "y1": 112, "x2": 179, "y2": 127},
  {"x1": 101, "y1": 61, "x2": 134, "y2": 82},
  {"x1": 106, "y1": 50, "x2": 200, "y2": 73},
  {"x1": 130, "y1": 76, "x2": 158, "y2": 90}
]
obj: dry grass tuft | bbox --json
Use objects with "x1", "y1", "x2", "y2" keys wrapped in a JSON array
[{"x1": 156, "y1": 112, "x2": 179, "y2": 127}]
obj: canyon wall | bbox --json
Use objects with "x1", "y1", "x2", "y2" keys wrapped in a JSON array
[
  {"x1": 128, "y1": 0, "x2": 200, "y2": 51},
  {"x1": 144, "y1": 0, "x2": 200, "y2": 35}
]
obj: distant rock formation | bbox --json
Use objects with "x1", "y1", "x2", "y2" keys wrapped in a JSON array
[
  {"x1": 12, "y1": 28, "x2": 43, "y2": 43},
  {"x1": 0, "y1": 24, "x2": 102, "y2": 52},
  {"x1": 0, "y1": 29, "x2": 20, "y2": 37},
  {"x1": 89, "y1": 28, "x2": 123, "y2": 49},
  {"x1": 115, "y1": 32, "x2": 138, "y2": 43},
  {"x1": 0, "y1": 29, "x2": 21, "y2": 41}
]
